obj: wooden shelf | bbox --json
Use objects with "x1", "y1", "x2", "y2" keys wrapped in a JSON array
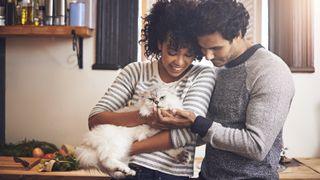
[
  {"x1": 0, "y1": 25, "x2": 94, "y2": 69},
  {"x1": 0, "y1": 26, "x2": 93, "y2": 38}
]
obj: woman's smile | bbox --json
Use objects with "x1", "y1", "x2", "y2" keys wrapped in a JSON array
[{"x1": 170, "y1": 64, "x2": 185, "y2": 73}]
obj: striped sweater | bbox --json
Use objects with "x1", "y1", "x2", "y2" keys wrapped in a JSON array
[{"x1": 89, "y1": 60, "x2": 216, "y2": 177}]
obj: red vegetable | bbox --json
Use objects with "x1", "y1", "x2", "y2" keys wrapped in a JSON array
[{"x1": 43, "y1": 153, "x2": 55, "y2": 159}]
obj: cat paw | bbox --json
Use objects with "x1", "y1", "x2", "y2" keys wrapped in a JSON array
[
  {"x1": 176, "y1": 150, "x2": 192, "y2": 164},
  {"x1": 111, "y1": 168, "x2": 136, "y2": 179},
  {"x1": 125, "y1": 169, "x2": 136, "y2": 176},
  {"x1": 116, "y1": 166, "x2": 136, "y2": 176},
  {"x1": 111, "y1": 171, "x2": 126, "y2": 179}
]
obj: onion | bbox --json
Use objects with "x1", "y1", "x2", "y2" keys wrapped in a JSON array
[{"x1": 32, "y1": 147, "x2": 44, "y2": 158}]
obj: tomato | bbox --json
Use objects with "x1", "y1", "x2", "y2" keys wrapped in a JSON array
[
  {"x1": 43, "y1": 153, "x2": 55, "y2": 159},
  {"x1": 59, "y1": 149, "x2": 67, "y2": 156}
]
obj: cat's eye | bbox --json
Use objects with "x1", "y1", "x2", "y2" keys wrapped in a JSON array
[
  {"x1": 148, "y1": 98, "x2": 154, "y2": 102},
  {"x1": 160, "y1": 96, "x2": 165, "y2": 100}
]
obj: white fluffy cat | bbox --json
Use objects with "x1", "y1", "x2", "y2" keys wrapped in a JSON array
[{"x1": 76, "y1": 86, "x2": 189, "y2": 179}]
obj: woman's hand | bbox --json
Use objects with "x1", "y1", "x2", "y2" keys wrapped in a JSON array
[{"x1": 150, "y1": 108, "x2": 197, "y2": 129}]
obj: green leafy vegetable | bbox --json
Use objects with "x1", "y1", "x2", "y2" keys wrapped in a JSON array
[{"x1": 39, "y1": 153, "x2": 80, "y2": 171}]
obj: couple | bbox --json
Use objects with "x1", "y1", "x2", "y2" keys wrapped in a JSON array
[{"x1": 89, "y1": 0, "x2": 295, "y2": 179}]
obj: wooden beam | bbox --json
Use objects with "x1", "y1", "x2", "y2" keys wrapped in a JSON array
[{"x1": 0, "y1": 38, "x2": 5, "y2": 145}]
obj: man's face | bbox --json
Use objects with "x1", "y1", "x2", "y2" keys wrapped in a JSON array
[{"x1": 197, "y1": 32, "x2": 239, "y2": 67}]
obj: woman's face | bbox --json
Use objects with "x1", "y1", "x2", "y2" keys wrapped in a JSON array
[{"x1": 158, "y1": 39, "x2": 195, "y2": 83}]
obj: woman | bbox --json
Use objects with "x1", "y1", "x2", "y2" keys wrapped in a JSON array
[{"x1": 88, "y1": 0, "x2": 215, "y2": 179}]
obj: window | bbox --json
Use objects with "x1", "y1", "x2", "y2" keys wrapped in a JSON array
[
  {"x1": 238, "y1": 0, "x2": 262, "y2": 43},
  {"x1": 93, "y1": 0, "x2": 139, "y2": 70},
  {"x1": 240, "y1": 0, "x2": 314, "y2": 73},
  {"x1": 269, "y1": 0, "x2": 314, "y2": 72}
]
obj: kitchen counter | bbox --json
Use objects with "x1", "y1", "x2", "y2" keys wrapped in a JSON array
[
  {"x1": 1, "y1": 156, "x2": 320, "y2": 179},
  {"x1": 193, "y1": 157, "x2": 320, "y2": 179},
  {"x1": 280, "y1": 157, "x2": 320, "y2": 179},
  {"x1": 0, "y1": 156, "x2": 110, "y2": 180}
]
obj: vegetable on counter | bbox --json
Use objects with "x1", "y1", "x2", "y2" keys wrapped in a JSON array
[
  {"x1": 0, "y1": 139, "x2": 58, "y2": 157},
  {"x1": 38, "y1": 153, "x2": 80, "y2": 172},
  {"x1": 32, "y1": 147, "x2": 45, "y2": 158},
  {"x1": 1, "y1": 139, "x2": 80, "y2": 172},
  {"x1": 38, "y1": 144, "x2": 80, "y2": 172}
]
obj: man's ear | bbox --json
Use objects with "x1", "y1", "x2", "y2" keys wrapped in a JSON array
[{"x1": 231, "y1": 31, "x2": 242, "y2": 43}]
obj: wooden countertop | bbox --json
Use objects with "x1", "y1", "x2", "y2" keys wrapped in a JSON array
[
  {"x1": 0, "y1": 156, "x2": 110, "y2": 180},
  {"x1": 193, "y1": 157, "x2": 320, "y2": 179},
  {"x1": 1, "y1": 156, "x2": 320, "y2": 179},
  {"x1": 280, "y1": 158, "x2": 320, "y2": 179}
]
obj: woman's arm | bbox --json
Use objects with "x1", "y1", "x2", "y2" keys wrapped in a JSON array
[
  {"x1": 129, "y1": 66, "x2": 216, "y2": 155},
  {"x1": 168, "y1": 67, "x2": 216, "y2": 148},
  {"x1": 88, "y1": 62, "x2": 142, "y2": 129},
  {"x1": 89, "y1": 111, "x2": 147, "y2": 129},
  {"x1": 130, "y1": 131, "x2": 173, "y2": 156}
]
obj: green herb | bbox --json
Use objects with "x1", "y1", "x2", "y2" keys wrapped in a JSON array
[{"x1": 39, "y1": 153, "x2": 80, "y2": 171}]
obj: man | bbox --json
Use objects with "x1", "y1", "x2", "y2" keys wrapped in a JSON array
[{"x1": 155, "y1": 0, "x2": 295, "y2": 179}]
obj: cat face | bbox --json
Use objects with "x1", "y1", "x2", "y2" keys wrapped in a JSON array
[
  {"x1": 145, "y1": 89, "x2": 168, "y2": 108},
  {"x1": 140, "y1": 86, "x2": 181, "y2": 109},
  {"x1": 137, "y1": 86, "x2": 183, "y2": 117}
]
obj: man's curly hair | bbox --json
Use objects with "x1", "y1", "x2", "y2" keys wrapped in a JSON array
[
  {"x1": 195, "y1": 0, "x2": 250, "y2": 42},
  {"x1": 140, "y1": 0, "x2": 202, "y2": 60}
]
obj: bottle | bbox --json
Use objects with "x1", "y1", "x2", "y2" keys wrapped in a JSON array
[
  {"x1": 5, "y1": 0, "x2": 17, "y2": 25},
  {"x1": 21, "y1": 0, "x2": 32, "y2": 25},
  {"x1": 38, "y1": 0, "x2": 44, "y2": 26},
  {"x1": 69, "y1": 0, "x2": 85, "y2": 26},
  {"x1": 0, "y1": 6, "x2": 5, "y2": 26},
  {"x1": 53, "y1": 0, "x2": 65, "y2": 25},
  {"x1": 32, "y1": 0, "x2": 39, "y2": 26},
  {"x1": 15, "y1": 0, "x2": 21, "y2": 25},
  {"x1": 44, "y1": 0, "x2": 53, "y2": 25},
  {"x1": 80, "y1": 0, "x2": 96, "y2": 29}
]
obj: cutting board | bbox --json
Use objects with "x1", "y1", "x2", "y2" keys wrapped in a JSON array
[
  {"x1": 0, "y1": 156, "x2": 109, "y2": 179},
  {"x1": 0, "y1": 156, "x2": 39, "y2": 170}
]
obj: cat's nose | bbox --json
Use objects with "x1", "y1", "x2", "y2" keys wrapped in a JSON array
[{"x1": 154, "y1": 100, "x2": 159, "y2": 105}]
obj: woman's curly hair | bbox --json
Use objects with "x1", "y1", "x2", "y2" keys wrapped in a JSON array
[
  {"x1": 140, "y1": 0, "x2": 202, "y2": 60},
  {"x1": 195, "y1": 0, "x2": 250, "y2": 42}
]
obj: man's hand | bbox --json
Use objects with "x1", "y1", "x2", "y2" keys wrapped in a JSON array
[{"x1": 150, "y1": 108, "x2": 196, "y2": 129}]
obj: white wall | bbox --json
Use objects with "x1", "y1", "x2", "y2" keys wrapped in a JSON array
[
  {"x1": 5, "y1": 0, "x2": 320, "y2": 158},
  {"x1": 283, "y1": 0, "x2": 320, "y2": 157},
  {"x1": 5, "y1": 36, "x2": 120, "y2": 147}
]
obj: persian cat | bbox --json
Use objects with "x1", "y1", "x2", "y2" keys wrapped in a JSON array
[{"x1": 75, "y1": 86, "x2": 189, "y2": 179}]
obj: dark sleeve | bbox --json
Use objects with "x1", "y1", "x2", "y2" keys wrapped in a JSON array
[{"x1": 191, "y1": 116, "x2": 213, "y2": 137}]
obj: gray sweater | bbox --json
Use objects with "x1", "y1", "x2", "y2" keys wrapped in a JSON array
[{"x1": 191, "y1": 44, "x2": 295, "y2": 179}]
